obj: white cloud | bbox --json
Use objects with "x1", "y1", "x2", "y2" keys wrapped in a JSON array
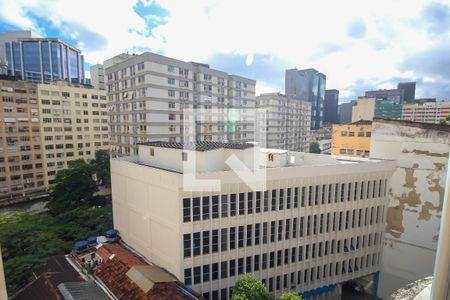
[{"x1": 0, "y1": 0, "x2": 447, "y2": 100}]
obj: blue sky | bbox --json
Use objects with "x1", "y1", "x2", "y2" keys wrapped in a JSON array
[{"x1": 1, "y1": 0, "x2": 449, "y2": 102}]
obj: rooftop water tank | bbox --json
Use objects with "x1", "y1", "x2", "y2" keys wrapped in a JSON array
[
  {"x1": 87, "y1": 236, "x2": 97, "y2": 244},
  {"x1": 106, "y1": 229, "x2": 118, "y2": 239},
  {"x1": 74, "y1": 240, "x2": 89, "y2": 251}
]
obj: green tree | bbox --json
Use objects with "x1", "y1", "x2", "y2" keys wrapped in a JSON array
[
  {"x1": 280, "y1": 292, "x2": 303, "y2": 300},
  {"x1": 91, "y1": 150, "x2": 111, "y2": 186},
  {"x1": 231, "y1": 275, "x2": 273, "y2": 300},
  {"x1": 446, "y1": 115, "x2": 450, "y2": 122},
  {"x1": 47, "y1": 159, "x2": 98, "y2": 215},
  {"x1": 309, "y1": 141, "x2": 321, "y2": 154}
]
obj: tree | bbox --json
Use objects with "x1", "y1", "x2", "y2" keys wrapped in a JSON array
[
  {"x1": 280, "y1": 292, "x2": 303, "y2": 300},
  {"x1": 47, "y1": 159, "x2": 98, "y2": 215},
  {"x1": 231, "y1": 275, "x2": 273, "y2": 300},
  {"x1": 91, "y1": 150, "x2": 111, "y2": 186},
  {"x1": 309, "y1": 141, "x2": 321, "y2": 154},
  {"x1": 446, "y1": 115, "x2": 450, "y2": 123}
]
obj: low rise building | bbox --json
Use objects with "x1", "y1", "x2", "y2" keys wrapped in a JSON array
[
  {"x1": 351, "y1": 98, "x2": 375, "y2": 123},
  {"x1": 331, "y1": 121, "x2": 372, "y2": 158},
  {"x1": 256, "y1": 93, "x2": 311, "y2": 152},
  {"x1": 111, "y1": 141, "x2": 395, "y2": 299}
]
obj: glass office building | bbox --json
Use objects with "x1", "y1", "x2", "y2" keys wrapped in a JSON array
[{"x1": 4, "y1": 38, "x2": 84, "y2": 84}]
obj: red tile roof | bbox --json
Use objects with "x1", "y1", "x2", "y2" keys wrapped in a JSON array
[{"x1": 94, "y1": 243, "x2": 201, "y2": 300}]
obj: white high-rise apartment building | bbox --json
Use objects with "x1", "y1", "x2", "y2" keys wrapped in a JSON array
[
  {"x1": 111, "y1": 141, "x2": 395, "y2": 299},
  {"x1": 105, "y1": 53, "x2": 256, "y2": 156},
  {"x1": 90, "y1": 64, "x2": 105, "y2": 90},
  {"x1": 256, "y1": 93, "x2": 311, "y2": 152}
]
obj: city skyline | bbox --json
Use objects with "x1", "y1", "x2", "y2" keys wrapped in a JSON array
[{"x1": 0, "y1": 0, "x2": 449, "y2": 101}]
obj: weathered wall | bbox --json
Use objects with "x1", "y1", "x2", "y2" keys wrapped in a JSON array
[{"x1": 369, "y1": 120, "x2": 450, "y2": 299}]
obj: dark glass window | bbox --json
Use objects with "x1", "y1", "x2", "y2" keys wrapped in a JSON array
[
  {"x1": 193, "y1": 232, "x2": 201, "y2": 256},
  {"x1": 270, "y1": 251, "x2": 275, "y2": 268},
  {"x1": 229, "y1": 259, "x2": 236, "y2": 277},
  {"x1": 247, "y1": 192, "x2": 253, "y2": 214},
  {"x1": 239, "y1": 193, "x2": 245, "y2": 215},
  {"x1": 238, "y1": 258, "x2": 244, "y2": 274},
  {"x1": 255, "y1": 191, "x2": 261, "y2": 213},
  {"x1": 255, "y1": 223, "x2": 260, "y2": 245},
  {"x1": 193, "y1": 266, "x2": 201, "y2": 284},
  {"x1": 203, "y1": 265, "x2": 210, "y2": 282},
  {"x1": 192, "y1": 197, "x2": 200, "y2": 221},
  {"x1": 246, "y1": 225, "x2": 252, "y2": 246},
  {"x1": 271, "y1": 190, "x2": 276, "y2": 210},
  {"x1": 263, "y1": 222, "x2": 268, "y2": 244},
  {"x1": 246, "y1": 256, "x2": 252, "y2": 273},
  {"x1": 285, "y1": 219, "x2": 290, "y2": 240},
  {"x1": 203, "y1": 231, "x2": 210, "y2": 254},
  {"x1": 184, "y1": 268, "x2": 192, "y2": 285},
  {"x1": 212, "y1": 263, "x2": 219, "y2": 280},
  {"x1": 278, "y1": 220, "x2": 283, "y2": 241},
  {"x1": 212, "y1": 195, "x2": 219, "y2": 218},
  {"x1": 230, "y1": 227, "x2": 236, "y2": 249},
  {"x1": 183, "y1": 234, "x2": 191, "y2": 257},
  {"x1": 221, "y1": 261, "x2": 228, "y2": 279},
  {"x1": 221, "y1": 228, "x2": 227, "y2": 251},
  {"x1": 294, "y1": 187, "x2": 299, "y2": 208},
  {"x1": 230, "y1": 194, "x2": 236, "y2": 216},
  {"x1": 287, "y1": 188, "x2": 291, "y2": 209},
  {"x1": 279, "y1": 189, "x2": 284, "y2": 210},
  {"x1": 238, "y1": 226, "x2": 244, "y2": 248},
  {"x1": 263, "y1": 191, "x2": 269, "y2": 211},
  {"x1": 221, "y1": 195, "x2": 228, "y2": 217},
  {"x1": 270, "y1": 221, "x2": 275, "y2": 243},
  {"x1": 202, "y1": 196, "x2": 210, "y2": 220},
  {"x1": 212, "y1": 230, "x2": 219, "y2": 252},
  {"x1": 183, "y1": 198, "x2": 190, "y2": 222}
]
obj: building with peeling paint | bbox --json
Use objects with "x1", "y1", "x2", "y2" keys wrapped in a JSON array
[{"x1": 369, "y1": 119, "x2": 450, "y2": 299}]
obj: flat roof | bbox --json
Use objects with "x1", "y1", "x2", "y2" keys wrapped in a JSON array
[{"x1": 139, "y1": 141, "x2": 255, "y2": 152}]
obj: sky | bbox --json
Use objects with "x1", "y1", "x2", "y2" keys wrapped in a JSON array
[{"x1": 0, "y1": 0, "x2": 449, "y2": 102}]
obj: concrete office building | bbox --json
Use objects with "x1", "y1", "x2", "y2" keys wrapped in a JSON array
[
  {"x1": 111, "y1": 141, "x2": 395, "y2": 299},
  {"x1": 2, "y1": 31, "x2": 85, "y2": 84},
  {"x1": 369, "y1": 119, "x2": 450, "y2": 298},
  {"x1": 402, "y1": 102, "x2": 450, "y2": 124},
  {"x1": 324, "y1": 90, "x2": 339, "y2": 125},
  {"x1": 106, "y1": 52, "x2": 256, "y2": 157},
  {"x1": 0, "y1": 79, "x2": 45, "y2": 195},
  {"x1": 338, "y1": 102, "x2": 354, "y2": 124},
  {"x1": 285, "y1": 68, "x2": 326, "y2": 129},
  {"x1": 37, "y1": 81, "x2": 109, "y2": 185},
  {"x1": 255, "y1": 93, "x2": 311, "y2": 152},
  {"x1": 90, "y1": 64, "x2": 105, "y2": 90}
]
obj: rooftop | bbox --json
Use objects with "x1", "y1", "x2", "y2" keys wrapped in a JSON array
[
  {"x1": 373, "y1": 118, "x2": 450, "y2": 132},
  {"x1": 140, "y1": 141, "x2": 255, "y2": 152}
]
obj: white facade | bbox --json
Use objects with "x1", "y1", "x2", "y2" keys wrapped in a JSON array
[
  {"x1": 256, "y1": 93, "x2": 311, "y2": 152},
  {"x1": 111, "y1": 142, "x2": 395, "y2": 299},
  {"x1": 105, "y1": 53, "x2": 256, "y2": 156},
  {"x1": 369, "y1": 119, "x2": 450, "y2": 298},
  {"x1": 90, "y1": 64, "x2": 105, "y2": 90}
]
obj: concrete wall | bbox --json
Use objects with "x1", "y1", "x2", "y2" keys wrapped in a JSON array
[
  {"x1": 369, "y1": 120, "x2": 450, "y2": 298},
  {"x1": 352, "y1": 98, "x2": 375, "y2": 122}
]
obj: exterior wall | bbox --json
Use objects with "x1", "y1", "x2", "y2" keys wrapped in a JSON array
[
  {"x1": 112, "y1": 148, "x2": 395, "y2": 299},
  {"x1": 331, "y1": 124, "x2": 372, "y2": 158},
  {"x1": 351, "y1": 98, "x2": 375, "y2": 122},
  {"x1": 37, "y1": 81, "x2": 109, "y2": 185},
  {"x1": 369, "y1": 120, "x2": 450, "y2": 298},
  {"x1": 256, "y1": 93, "x2": 311, "y2": 152},
  {"x1": 402, "y1": 102, "x2": 450, "y2": 124},
  {"x1": 106, "y1": 52, "x2": 256, "y2": 157},
  {"x1": 0, "y1": 80, "x2": 45, "y2": 195},
  {"x1": 90, "y1": 64, "x2": 105, "y2": 90},
  {"x1": 111, "y1": 158, "x2": 183, "y2": 277},
  {"x1": 374, "y1": 100, "x2": 402, "y2": 120}
]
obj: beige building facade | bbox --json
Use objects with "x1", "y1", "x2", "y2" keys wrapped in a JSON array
[
  {"x1": 37, "y1": 81, "x2": 110, "y2": 185},
  {"x1": 111, "y1": 141, "x2": 395, "y2": 299},
  {"x1": 256, "y1": 93, "x2": 311, "y2": 152},
  {"x1": 0, "y1": 79, "x2": 45, "y2": 195},
  {"x1": 105, "y1": 52, "x2": 256, "y2": 157}
]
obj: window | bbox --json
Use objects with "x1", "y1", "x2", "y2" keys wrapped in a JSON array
[
  {"x1": 182, "y1": 151, "x2": 188, "y2": 161},
  {"x1": 183, "y1": 198, "x2": 190, "y2": 222},
  {"x1": 239, "y1": 193, "x2": 245, "y2": 215},
  {"x1": 203, "y1": 231, "x2": 210, "y2": 254},
  {"x1": 246, "y1": 225, "x2": 252, "y2": 246},
  {"x1": 184, "y1": 269, "x2": 192, "y2": 285},
  {"x1": 183, "y1": 234, "x2": 191, "y2": 257},
  {"x1": 202, "y1": 196, "x2": 210, "y2": 220},
  {"x1": 193, "y1": 232, "x2": 200, "y2": 256},
  {"x1": 230, "y1": 194, "x2": 236, "y2": 216},
  {"x1": 212, "y1": 230, "x2": 219, "y2": 252},
  {"x1": 212, "y1": 195, "x2": 219, "y2": 219},
  {"x1": 192, "y1": 197, "x2": 200, "y2": 221},
  {"x1": 247, "y1": 192, "x2": 253, "y2": 214},
  {"x1": 221, "y1": 195, "x2": 228, "y2": 217},
  {"x1": 150, "y1": 148, "x2": 154, "y2": 156},
  {"x1": 238, "y1": 226, "x2": 244, "y2": 248}
]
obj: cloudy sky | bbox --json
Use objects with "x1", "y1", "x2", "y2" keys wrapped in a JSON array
[{"x1": 0, "y1": 0, "x2": 449, "y2": 102}]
